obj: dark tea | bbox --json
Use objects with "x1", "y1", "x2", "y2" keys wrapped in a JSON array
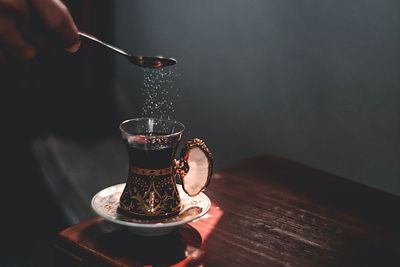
[{"x1": 125, "y1": 133, "x2": 177, "y2": 169}]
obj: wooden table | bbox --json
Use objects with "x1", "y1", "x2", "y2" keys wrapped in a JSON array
[{"x1": 55, "y1": 155, "x2": 400, "y2": 266}]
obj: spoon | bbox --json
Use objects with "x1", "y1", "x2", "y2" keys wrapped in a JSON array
[{"x1": 78, "y1": 32, "x2": 177, "y2": 68}]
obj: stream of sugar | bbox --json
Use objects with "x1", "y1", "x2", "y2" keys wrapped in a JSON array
[{"x1": 141, "y1": 66, "x2": 180, "y2": 120}]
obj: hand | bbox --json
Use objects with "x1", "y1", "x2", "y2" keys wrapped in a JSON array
[{"x1": 0, "y1": 0, "x2": 80, "y2": 64}]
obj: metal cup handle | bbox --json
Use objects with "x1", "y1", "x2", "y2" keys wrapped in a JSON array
[{"x1": 174, "y1": 138, "x2": 213, "y2": 196}]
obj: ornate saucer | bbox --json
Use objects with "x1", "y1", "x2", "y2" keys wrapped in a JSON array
[{"x1": 91, "y1": 183, "x2": 211, "y2": 236}]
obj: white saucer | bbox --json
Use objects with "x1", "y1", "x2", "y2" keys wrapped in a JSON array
[{"x1": 91, "y1": 183, "x2": 211, "y2": 236}]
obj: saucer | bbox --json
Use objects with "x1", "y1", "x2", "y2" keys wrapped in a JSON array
[{"x1": 91, "y1": 183, "x2": 211, "y2": 236}]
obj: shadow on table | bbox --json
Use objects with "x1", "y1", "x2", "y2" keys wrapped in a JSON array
[{"x1": 80, "y1": 220, "x2": 203, "y2": 265}]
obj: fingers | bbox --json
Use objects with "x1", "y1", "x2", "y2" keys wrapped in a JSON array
[
  {"x1": 0, "y1": 0, "x2": 80, "y2": 64},
  {"x1": 31, "y1": 0, "x2": 80, "y2": 53},
  {"x1": 0, "y1": 14, "x2": 37, "y2": 60}
]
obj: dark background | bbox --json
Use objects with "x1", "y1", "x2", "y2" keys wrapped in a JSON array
[
  {"x1": 0, "y1": 0, "x2": 399, "y2": 266},
  {"x1": 113, "y1": 0, "x2": 400, "y2": 196},
  {"x1": 0, "y1": 1, "x2": 114, "y2": 265}
]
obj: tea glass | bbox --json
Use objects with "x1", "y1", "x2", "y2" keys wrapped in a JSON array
[{"x1": 118, "y1": 117, "x2": 212, "y2": 220}]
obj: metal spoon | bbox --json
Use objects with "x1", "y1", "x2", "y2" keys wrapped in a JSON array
[{"x1": 78, "y1": 32, "x2": 177, "y2": 68}]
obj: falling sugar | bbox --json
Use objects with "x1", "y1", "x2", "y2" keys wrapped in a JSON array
[{"x1": 141, "y1": 66, "x2": 180, "y2": 120}]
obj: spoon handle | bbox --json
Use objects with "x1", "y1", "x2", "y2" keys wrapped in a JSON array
[{"x1": 78, "y1": 31, "x2": 130, "y2": 57}]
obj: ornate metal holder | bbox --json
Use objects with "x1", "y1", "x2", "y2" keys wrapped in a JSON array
[{"x1": 118, "y1": 118, "x2": 213, "y2": 220}]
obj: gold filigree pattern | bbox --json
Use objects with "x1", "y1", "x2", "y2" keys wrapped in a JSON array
[
  {"x1": 118, "y1": 172, "x2": 181, "y2": 218},
  {"x1": 130, "y1": 166, "x2": 173, "y2": 176}
]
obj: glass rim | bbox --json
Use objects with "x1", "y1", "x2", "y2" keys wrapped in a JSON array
[{"x1": 119, "y1": 117, "x2": 185, "y2": 138}]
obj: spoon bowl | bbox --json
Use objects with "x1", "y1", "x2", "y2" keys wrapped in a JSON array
[{"x1": 132, "y1": 55, "x2": 177, "y2": 68}]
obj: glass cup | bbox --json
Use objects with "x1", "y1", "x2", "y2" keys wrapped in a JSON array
[{"x1": 118, "y1": 117, "x2": 213, "y2": 220}]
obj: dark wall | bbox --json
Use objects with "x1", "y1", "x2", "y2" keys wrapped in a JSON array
[
  {"x1": 112, "y1": 1, "x2": 400, "y2": 195},
  {"x1": 0, "y1": 2, "x2": 115, "y2": 264}
]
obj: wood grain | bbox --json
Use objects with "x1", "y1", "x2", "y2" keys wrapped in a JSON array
[{"x1": 56, "y1": 155, "x2": 400, "y2": 266}]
